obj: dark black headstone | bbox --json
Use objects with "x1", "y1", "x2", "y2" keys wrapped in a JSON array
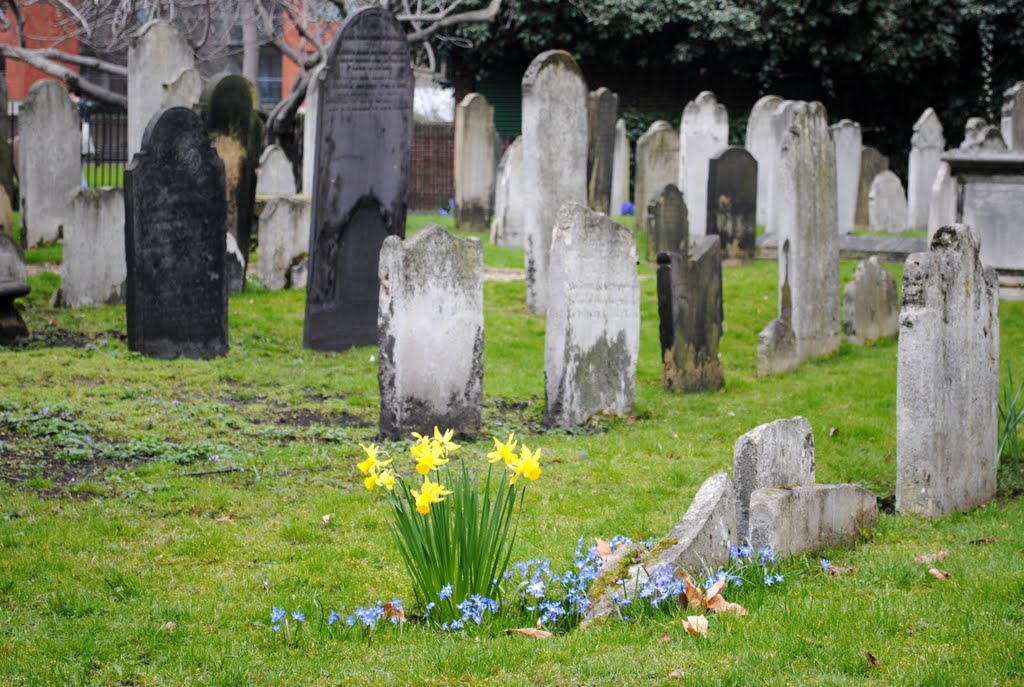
[
  {"x1": 124, "y1": 107, "x2": 228, "y2": 359},
  {"x1": 656, "y1": 237, "x2": 724, "y2": 392},
  {"x1": 587, "y1": 87, "x2": 618, "y2": 215},
  {"x1": 0, "y1": 232, "x2": 29, "y2": 345},
  {"x1": 707, "y1": 146, "x2": 757, "y2": 262},
  {"x1": 646, "y1": 183, "x2": 688, "y2": 262},
  {"x1": 303, "y1": 6, "x2": 413, "y2": 352}
]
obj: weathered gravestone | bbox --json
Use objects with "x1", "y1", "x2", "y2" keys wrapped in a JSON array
[
  {"x1": 679, "y1": 91, "x2": 728, "y2": 236},
  {"x1": 0, "y1": 186, "x2": 12, "y2": 237},
  {"x1": 301, "y1": 64, "x2": 325, "y2": 194},
  {"x1": 256, "y1": 145, "x2": 297, "y2": 196},
  {"x1": 522, "y1": 50, "x2": 588, "y2": 315},
  {"x1": 831, "y1": 119, "x2": 862, "y2": 235},
  {"x1": 745, "y1": 95, "x2": 785, "y2": 227},
  {"x1": 897, "y1": 225, "x2": 999, "y2": 517},
  {"x1": 1002, "y1": 81, "x2": 1024, "y2": 150},
  {"x1": 258, "y1": 196, "x2": 310, "y2": 290},
  {"x1": 303, "y1": 7, "x2": 413, "y2": 351},
  {"x1": 748, "y1": 484, "x2": 878, "y2": 558},
  {"x1": 656, "y1": 236, "x2": 723, "y2": 392},
  {"x1": 635, "y1": 121, "x2": 679, "y2": 231},
  {"x1": 868, "y1": 170, "x2": 908, "y2": 232},
  {"x1": 454, "y1": 93, "x2": 496, "y2": 232},
  {"x1": 907, "y1": 108, "x2": 945, "y2": 229},
  {"x1": 124, "y1": 107, "x2": 228, "y2": 359},
  {"x1": 0, "y1": 233, "x2": 29, "y2": 345},
  {"x1": 757, "y1": 238, "x2": 798, "y2": 377},
  {"x1": 927, "y1": 162, "x2": 956, "y2": 239},
  {"x1": 645, "y1": 184, "x2": 687, "y2": 262},
  {"x1": 960, "y1": 119, "x2": 1007, "y2": 153},
  {"x1": 707, "y1": 146, "x2": 757, "y2": 261},
  {"x1": 610, "y1": 118, "x2": 630, "y2": 215},
  {"x1": 587, "y1": 87, "x2": 618, "y2": 215},
  {"x1": 18, "y1": 80, "x2": 79, "y2": 247},
  {"x1": 843, "y1": 256, "x2": 898, "y2": 345},
  {"x1": 544, "y1": 203, "x2": 639, "y2": 427},
  {"x1": 490, "y1": 136, "x2": 524, "y2": 248},
  {"x1": 855, "y1": 146, "x2": 890, "y2": 228},
  {"x1": 128, "y1": 20, "x2": 195, "y2": 160},
  {"x1": 160, "y1": 67, "x2": 203, "y2": 110},
  {"x1": 60, "y1": 188, "x2": 126, "y2": 308},
  {"x1": 0, "y1": 138, "x2": 14, "y2": 217},
  {"x1": 378, "y1": 225, "x2": 483, "y2": 439}
]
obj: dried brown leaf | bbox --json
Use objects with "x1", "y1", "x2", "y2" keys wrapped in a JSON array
[
  {"x1": 214, "y1": 514, "x2": 235, "y2": 523},
  {"x1": 505, "y1": 627, "x2": 552, "y2": 639},
  {"x1": 668, "y1": 669, "x2": 684, "y2": 679},
  {"x1": 970, "y1": 536, "x2": 995, "y2": 545},
  {"x1": 927, "y1": 568, "x2": 951, "y2": 580},
  {"x1": 322, "y1": 513, "x2": 335, "y2": 525},
  {"x1": 706, "y1": 594, "x2": 748, "y2": 617},
  {"x1": 682, "y1": 615, "x2": 709, "y2": 638},
  {"x1": 828, "y1": 426, "x2": 839, "y2": 437},
  {"x1": 162, "y1": 621, "x2": 177, "y2": 632},
  {"x1": 865, "y1": 652, "x2": 879, "y2": 667},
  {"x1": 681, "y1": 574, "x2": 703, "y2": 609},
  {"x1": 658, "y1": 632, "x2": 672, "y2": 644},
  {"x1": 704, "y1": 578, "x2": 727, "y2": 604},
  {"x1": 594, "y1": 538, "x2": 613, "y2": 561},
  {"x1": 914, "y1": 550, "x2": 948, "y2": 564},
  {"x1": 382, "y1": 602, "x2": 406, "y2": 623},
  {"x1": 826, "y1": 564, "x2": 856, "y2": 576}
]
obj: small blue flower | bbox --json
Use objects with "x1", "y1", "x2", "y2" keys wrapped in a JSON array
[
  {"x1": 450, "y1": 619, "x2": 463, "y2": 630},
  {"x1": 328, "y1": 610, "x2": 341, "y2": 625},
  {"x1": 620, "y1": 201, "x2": 635, "y2": 216},
  {"x1": 346, "y1": 615, "x2": 356, "y2": 627},
  {"x1": 739, "y1": 545, "x2": 752, "y2": 558},
  {"x1": 291, "y1": 611, "x2": 305, "y2": 622},
  {"x1": 272, "y1": 624, "x2": 280, "y2": 632},
  {"x1": 764, "y1": 574, "x2": 774, "y2": 586},
  {"x1": 820, "y1": 558, "x2": 831, "y2": 571},
  {"x1": 439, "y1": 584, "x2": 453, "y2": 600},
  {"x1": 270, "y1": 607, "x2": 286, "y2": 623},
  {"x1": 424, "y1": 602, "x2": 436, "y2": 618},
  {"x1": 527, "y1": 578, "x2": 546, "y2": 598},
  {"x1": 438, "y1": 207, "x2": 450, "y2": 216},
  {"x1": 759, "y1": 546, "x2": 776, "y2": 563},
  {"x1": 774, "y1": 573, "x2": 784, "y2": 583}
]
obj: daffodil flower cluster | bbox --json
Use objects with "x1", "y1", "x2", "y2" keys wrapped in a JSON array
[
  {"x1": 357, "y1": 443, "x2": 395, "y2": 491},
  {"x1": 487, "y1": 433, "x2": 542, "y2": 485}
]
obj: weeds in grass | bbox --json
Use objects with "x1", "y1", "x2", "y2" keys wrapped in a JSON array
[{"x1": 998, "y1": 364, "x2": 1024, "y2": 492}]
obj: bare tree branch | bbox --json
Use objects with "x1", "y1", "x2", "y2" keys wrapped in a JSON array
[
  {"x1": 400, "y1": 0, "x2": 500, "y2": 42},
  {"x1": 32, "y1": 48, "x2": 128, "y2": 78},
  {"x1": 0, "y1": 43, "x2": 127, "y2": 106}
]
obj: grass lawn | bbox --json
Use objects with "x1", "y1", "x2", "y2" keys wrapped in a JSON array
[{"x1": 1, "y1": 212, "x2": 1022, "y2": 685}]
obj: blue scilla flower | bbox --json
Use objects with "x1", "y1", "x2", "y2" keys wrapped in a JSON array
[
  {"x1": 439, "y1": 583, "x2": 453, "y2": 600},
  {"x1": 450, "y1": 619, "x2": 463, "y2": 630},
  {"x1": 620, "y1": 201, "x2": 635, "y2": 216},
  {"x1": 527, "y1": 578, "x2": 546, "y2": 599},
  {"x1": 291, "y1": 611, "x2": 305, "y2": 622},
  {"x1": 345, "y1": 615, "x2": 356, "y2": 627},
  {"x1": 774, "y1": 573, "x2": 784, "y2": 583},
  {"x1": 424, "y1": 602, "x2": 436, "y2": 618},
  {"x1": 272, "y1": 624, "x2": 280, "y2": 632},
  {"x1": 270, "y1": 607, "x2": 286, "y2": 623},
  {"x1": 739, "y1": 545, "x2": 752, "y2": 558},
  {"x1": 764, "y1": 574, "x2": 774, "y2": 586},
  {"x1": 759, "y1": 546, "x2": 776, "y2": 563},
  {"x1": 820, "y1": 558, "x2": 831, "y2": 571},
  {"x1": 328, "y1": 610, "x2": 341, "y2": 625}
]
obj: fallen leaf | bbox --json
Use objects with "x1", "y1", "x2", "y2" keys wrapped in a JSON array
[
  {"x1": 827, "y1": 564, "x2": 856, "y2": 576},
  {"x1": 505, "y1": 627, "x2": 552, "y2": 639},
  {"x1": 668, "y1": 669, "x2": 684, "y2": 679},
  {"x1": 914, "y1": 550, "x2": 948, "y2": 564},
  {"x1": 671, "y1": 432, "x2": 679, "y2": 439},
  {"x1": 658, "y1": 632, "x2": 671, "y2": 644},
  {"x1": 322, "y1": 513, "x2": 335, "y2": 525},
  {"x1": 865, "y1": 652, "x2": 879, "y2": 667},
  {"x1": 382, "y1": 602, "x2": 406, "y2": 624},
  {"x1": 970, "y1": 536, "x2": 995, "y2": 545},
  {"x1": 680, "y1": 574, "x2": 703, "y2": 609},
  {"x1": 162, "y1": 621, "x2": 177, "y2": 631},
  {"x1": 829, "y1": 426, "x2": 838, "y2": 437},
  {"x1": 214, "y1": 514, "x2": 235, "y2": 523},
  {"x1": 704, "y1": 578, "x2": 727, "y2": 603},
  {"x1": 682, "y1": 615, "x2": 708, "y2": 637},
  {"x1": 48, "y1": 319, "x2": 58, "y2": 327},
  {"x1": 706, "y1": 594, "x2": 748, "y2": 616},
  {"x1": 594, "y1": 538, "x2": 613, "y2": 560},
  {"x1": 927, "y1": 568, "x2": 951, "y2": 580}
]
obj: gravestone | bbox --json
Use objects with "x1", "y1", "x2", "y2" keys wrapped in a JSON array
[
  {"x1": 927, "y1": 162, "x2": 956, "y2": 239},
  {"x1": 258, "y1": 196, "x2": 311, "y2": 290},
  {"x1": 522, "y1": 50, "x2": 588, "y2": 315},
  {"x1": 757, "y1": 237, "x2": 798, "y2": 376},
  {"x1": 256, "y1": 145, "x2": 297, "y2": 196},
  {"x1": 544, "y1": 203, "x2": 639, "y2": 427},
  {"x1": 17, "y1": 80, "x2": 79, "y2": 247},
  {"x1": 303, "y1": 7, "x2": 413, "y2": 351},
  {"x1": 707, "y1": 146, "x2": 757, "y2": 261},
  {"x1": 60, "y1": 188, "x2": 126, "y2": 308},
  {"x1": 0, "y1": 233, "x2": 30, "y2": 344},
  {"x1": 907, "y1": 108, "x2": 945, "y2": 229},
  {"x1": 748, "y1": 484, "x2": 877, "y2": 557},
  {"x1": 765, "y1": 99, "x2": 799, "y2": 235},
  {"x1": 679, "y1": 91, "x2": 728, "y2": 236},
  {"x1": 733, "y1": 416, "x2": 815, "y2": 543},
  {"x1": 635, "y1": 121, "x2": 679, "y2": 230},
  {"x1": 831, "y1": 120, "x2": 862, "y2": 235},
  {"x1": 128, "y1": 20, "x2": 195, "y2": 160},
  {"x1": 490, "y1": 136, "x2": 524, "y2": 248},
  {"x1": 587, "y1": 87, "x2": 618, "y2": 215},
  {"x1": 301, "y1": 64, "x2": 325, "y2": 194},
  {"x1": 0, "y1": 187, "x2": 12, "y2": 237},
  {"x1": 897, "y1": 225, "x2": 999, "y2": 517},
  {"x1": 124, "y1": 107, "x2": 228, "y2": 359},
  {"x1": 745, "y1": 95, "x2": 784, "y2": 227},
  {"x1": 160, "y1": 67, "x2": 203, "y2": 110},
  {"x1": 454, "y1": 93, "x2": 496, "y2": 232},
  {"x1": 960, "y1": 120, "x2": 1007, "y2": 153},
  {"x1": 855, "y1": 146, "x2": 890, "y2": 228},
  {"x1": 1001, "y1": 81, "x2": 1024, "y2": 150},
  {"x1": 0, "y1": 138, "x2": 14, "y2": 210},
  {"x1": 842, "y1": 256, "x2": 898, "y2": 345},
  {"x1": 656, "y1": 236, "x2": 723, "y2": 392},
  {"x1": 610, "y1": 118, "x2": 630, "y2": 215},
  {"x1": 868, "y1": 170, "x2": 907, "y2": 232},
  {"x1": 378, "y1": 225, "x2": 483, "y2": 439},
  {"x1": 645, "y1": 184, "x2": 687, "y2": 262}
]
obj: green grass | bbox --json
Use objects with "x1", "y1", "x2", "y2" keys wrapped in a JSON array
[
  {"x1": 851, "y1": 227, "x2": 928, "y2": 239},
  {"x1": 0, "y1": 213, "x2": 1022, "y2": 685},
  {"x1": 83, "y1": 162, "x2": 125, "y2": 189}
]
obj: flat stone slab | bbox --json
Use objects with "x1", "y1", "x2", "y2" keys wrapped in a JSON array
[
  {"x1": 748, "y1": 483, "x2": 877, "y2": 557},
  {"x1": 758, "y1": 232, "x2": 926, "y2": 263}
]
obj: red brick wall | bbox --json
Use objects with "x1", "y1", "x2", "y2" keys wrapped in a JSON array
[{"x1": 408, "y1": 122, "x2": 453, "y2": 211}]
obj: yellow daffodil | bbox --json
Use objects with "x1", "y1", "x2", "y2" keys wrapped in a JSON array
[
  {"x1": 487, "y1": 433, "x2": 518, "y2": 464},
  {"x1": 508, "y1": 445, "x2": 542, "y2": 485},
  {"x1": 357, "y1": 443, "x2": 390, "y2": 475},
  {"x1": 364, "y1": 467, "x2": 378, "y2": 491},
  {"x1": 411, "y1": 476, "x2": 452, "y2": 515},
  {"x1": 375, "y1": 469, "x2": 396, "y2": 491},
  {"x1": 433, "y1": 426, "x2": 461, "y2": 454},
  {"x1": 412, "y1": 440, "x2": 448, "y2": 475}
]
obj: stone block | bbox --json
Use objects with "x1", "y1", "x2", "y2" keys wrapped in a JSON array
[
  {"x1": 748, "y1": 484, "x2": 877, "y2": 557},
  {"x1": 61, "y1": 188, "x2": 126, "y2": 308}
]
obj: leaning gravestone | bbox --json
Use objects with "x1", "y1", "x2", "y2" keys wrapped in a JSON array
[
  {"x1": 635, "y1": 121, "x2": 679, "y2": 230},
  {"x1": 0, "y1": 233, "x2": 30, "y2": 345},
  {"x1": 522, "y1": 50, "x2": 588, "y2": 315},
  {"x1": 897, "y1": 225, "x2": 999, "y2": 517},
  {"x1": 646, "y1": 184, "x2": 687, "y2": 262},
  {"x1": 842, "y1": 256, "x2": 898, "y2": 345},
  {"x1": 256, "y1": 145, "x2": 297, "y2": 196},
  {"x1": 707, "y1": 146, "x2": 757, "y2": 261},
  {"x1": 868, "y1": 170, "x2": 908, "y2": 232},
  {"x1": 378, "y1": 225, "x2": 483, "y2": 439},
  {"x1": 160, "y1": 67, "x2": 203, "y2": 110},
  {"x1": 544, "y1": 204, "x2": 639, "y2": 427},
  {"x1": 832, "y1": 119, "x2": 862, "y2": 235},
  {"x1": 124, "y1": 107, "x2": 228, "y2": 359},
  {"x1": 907, "y1": 108, "x2": 945, "y2": 229},
  {"x1": 679, "y1": 91, "x2": 728, "y2": 236},
  {"x1": 60, "y1": 188, "x2": 126, "y2": 308},
  {"x1": 656, "y1": 236, "x2": 723, "y2": 392},
  {"x1": 258, "y1": 196, "x2": 311, "y2": 290},
  {"x1": 490, "y1": 136, "x2": 524, "y2": 248},
  {"x1": 18, "y1": 80, "x2": 79, "y2": 247},
  {"x1": 454, "y1": 93, "x2": 496, "y2": 232},
  {"x1": 303, "y1": 7, "x2": 413, "y2": 351},
  {"x1": 587, "y1": 87, "x2": 618, "y2": 215},
  {"x1": 128, "y1": 20, "x2": 195, "y2": 160},
  {"x1": 855, "y1": 146, "x2": 890, "y2": 228},
  {"x1": 745, "y1": 95, "x2": 785, "y2": 227},
  {"x1": 610, "y1": 118, "x2": 630, "y2": 215},
  {"x1": 1002, "y1": 81, "x2": 1024, "y2": 150}
]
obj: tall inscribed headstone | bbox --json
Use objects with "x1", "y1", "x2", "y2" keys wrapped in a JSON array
[
  {"x1": 522, "y1": 50, "x2": 587, "y2": 315},
  {"x1": 745, "y1": 95, "x2": 784, "y2": 227},
  {"x1": 587, "y1": 87, "x2": 618, "y2": 215},
  {"x1": 124, "y1": 107, "x2": 227, "y2": 359},
  {"x1": 679, "y1": 91, "x2": 728, "y2": 236},
  {"x1": 610, "y1": 118, "x2": 630, "y2": 215},
  {"x1": 490, "y1": 136, "x2": 524, "y2": 248},
  {"x1": 453, "y1": 93, "x2": 496, "y2": 232},
  {"x1": 831, "y1": 119, "x2": 861, "y2": 235},
  {"x1": 906, "y1": 108, "x2": 945, "y2": 229},
  {"x1": 128, "y1": 20, "x2": 195, "y2": 160},
  {"x1": 635, "y1": 121, "x2": 679, "y2": 231},
  {"x1": 706, "y1": 146, "x2": 757, "y2": 261},
  {"x1": 302, "y1": 7, "x2": 413, "y2": 351}
]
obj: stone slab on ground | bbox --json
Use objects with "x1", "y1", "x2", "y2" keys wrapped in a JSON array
[
  {"x1": 757, "y1": 232, "x2": 926, "y2": 264},
  {"x1": 748, "y1": 484, "x2": 878, "y2": 557}
]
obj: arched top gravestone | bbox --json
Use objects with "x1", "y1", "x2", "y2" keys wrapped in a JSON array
[
  {"x1": 302, "y1": 6, "x2": 413, "y2": 352},
  {"x1": 201, "y1": 74, "x2": 256, "y2": 140},
  {"x1": 707, "y1": 146, "x2": 757, "y2": 261},
  {"x1": 745, "y1": 95, "x2": 784, "y2": 226}
]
